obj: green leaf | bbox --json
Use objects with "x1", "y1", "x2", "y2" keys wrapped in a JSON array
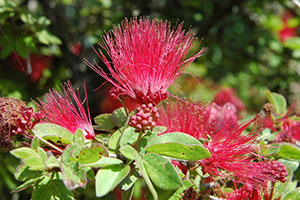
[
  {"x1": 278, "y1": 143, "x2": 300, "y2": 160},
  {"x1": 146, "y1": 132, "x2": 211, "y2": 161},
  {"x1": 77, "y1": 145, "x2": 108, "y2": 164},
  {"x1": 120, "y1": 145, "x2": 138, "y2": 160},
  {"x1": 60, "y1": 163, "x2": 87, "y2": 190},
  {"x1": 120, "y1": 127, "x2": 138, "y2": 146},
  {"x1": 33, "y1": 123, "x2": 74, "y2": 145},
  {"x1": 32, "y1": 176, "x2": 74, "y2": 200},
  {"x1": 112, "y1": 107, "x2": 127, "y2": 127},
  {"x1": 135, "y1": 152, "x2": 158, "y2": 200},
  {"x1": 14, "y1": 165, "x2": 44, "y2": 182},
  {"x1": 95, "y1": 165, "x2": 130, "y2": 197},
  {"x1": 80, "y1": 156, "x2": 123, "y2": 168},
  {"x1": 74, "y1": 129, "x2": 85, "y2": 145},
  {"x1": 31, "y1": 137, "x2": 39, "y2": 151},
  {"x1": 62, "y1": 144, "x2": 82, "y2": 165},
  {"x1": 273, "y1": 166, "x2": 293, "y2": 199},
  {"x1": 152, "y1": 126, "x2": 167, "y2": 135},
  {"x1": 10, "y1": 147, "x2": 44, "y2": 170},
  {"x1": 284, "y1": 37, "x2": 300, "y2": 50},
  {"x1": 143, "y1": 153, "x2": 182, "y2": 190},
  {"x1": 13, "y1": 176, "x2": 44, "y2": 192},
  {"x1": 119, "y1": 171, "x2": 139, "y2": 191},
  {"x1": 37, "y1": 147, "x2": 47, "y2": 163},
  {"x1": 45, "y1": 155, "x2": 60, "y2": 169},
  {"x1": 283, "y1": 187, "x2": 300, "y2": 200},
  {"x1": 169, "y1": 180, "x2": 193, "y2": 200},
  {"x1": 36, "y1": 30, "x2": 62, "y2": 45},
  {"x1": 108, "y1": 128, "x2": 122, "y2": 150},
  {"x1": 122, "y1": 186, "x2": 134, "y2": 200},
  {"x1": 266, "y1": 90, "x2": 287, "y2": 115},
  {"x1": 94, "y1": 113, "x2": 115, "y2": 130},
  {"x1": 0, "y1": 44, "x2": 12, "y2": 59}
]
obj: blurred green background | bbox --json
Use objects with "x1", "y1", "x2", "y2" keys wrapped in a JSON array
[{"x1": 1, "y1": 0, "x2": 300, "y2": 199}]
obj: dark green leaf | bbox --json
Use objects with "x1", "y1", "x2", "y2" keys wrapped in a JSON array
[
  {"x1": 112, "y1": 107, "x2": 127, "y2": 127},
  {"x1": 0, "y1": 44, "x2": 12, "y2": 59},
  {"x1": 94, "y1": 113, "x2": 115, "y2": 130},
  {"x1": 146, "y1": 132, "x2": 211, "y2": 161},
  {"x1": 12, "y1": 176, "x2": 44, "y2": 193},
  {"x1": 95, "y1": 164, "x2": 130, "y2": 197},
  {"x1": 32, "y1": 176, "x2": 74, "y2": 200},
  {"x1": 119, "y1": 171, "x2": 139, "y2": 191},
  {"x1": 14, "y1": 165, "x2": 44, "y2": 182},
  {"x1": 143, "y1": 153, "x2": 182, "y2": 190}
]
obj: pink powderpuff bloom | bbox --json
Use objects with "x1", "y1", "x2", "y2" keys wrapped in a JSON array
[
  {"x1": 36, "y1": 81, "x2": 95, "y2": 139},
  {"x1": 213, "y1": 88, "x2": 245, "y2": 113},
  {"x1": 158, "y1": 100, "x2": 282, "y2": 189},
  {"x1": 276, "y1": 118, "x2": 300, "y2": 143},
  {"x1": 84, "y1": 18, "x2": 206, "y2": 105}
]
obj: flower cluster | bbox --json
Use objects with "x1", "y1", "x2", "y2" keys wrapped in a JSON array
[{"x1": 0, "y1": 97, "x2": 43, "y2": 151}]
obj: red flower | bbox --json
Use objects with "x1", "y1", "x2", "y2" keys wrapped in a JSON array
[
  {"x1": 276, "y1": 118, "x2": 300, "y2": 143},
  {"x1": 213, "y1": 88, "x2": 245, "y2": 113},
  {"x1": 36, "y1": 81, "x2": 94, "y2": 139},
  {"x1": 11, "y1": 53, "x2": 51, "y2": 82},
  {"x1": 278, "y1": 11, "x2": 298, "y2": 42},
  {"x1": 85, "y1": 18, "x2": 206, "y2": 105},
  {"x1": 158, "y1": 100, "x2": 284, "y2": 189}
]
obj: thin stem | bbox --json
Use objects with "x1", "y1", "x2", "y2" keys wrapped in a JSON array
[
  {"x1": 133, "y1": 130, "x2": 144, "y2": 150},
  {"x1": 121, "y1": 98, "x2": 129, "y2": 116},
  {"x1": 269, "y1": 182, "x2": 275, "y2": 200},
  {"x1": 37, "y1": 136, "x2": 63, "y2": 153}
]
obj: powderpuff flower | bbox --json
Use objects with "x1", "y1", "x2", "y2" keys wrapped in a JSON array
[
  {"x1": 36, "y1": 81, "x2": 95, "y2": 139},
  {"x1": 0, "y1": 97, "x2": 43, "y2": 151},
  {"x1": 213, "y1": 88, "x2": 245, "y2": 113},
  {"x1": 158, "y1": 100, "x2": 285, "y2": 189},
  {"x1": 276, "y1": 118, "x2": 300, "y2": 143},
  {"x1": 84, "y1": 18, "x2": 206, "y2": 105}
]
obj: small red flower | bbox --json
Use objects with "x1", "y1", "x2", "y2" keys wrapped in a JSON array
[
  {"x1": 278, "y1": 11, "x2": 298, "y2": 42},
  {"x1": 213, "y1": 88, "x2": 245, "y2": 113},
  {"x1": 11, "y1": 53, "x2": 51, "y2": 82},
  {"x1": 36, "y1": 81, "x2": 95, "y2": 139},
  {"x1": 85, "y1": 18, "x2": 206, "y2": 105}
]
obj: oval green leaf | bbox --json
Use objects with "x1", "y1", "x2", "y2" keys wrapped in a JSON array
[
  {"x1": 95, "y1": 165, "x2": 130, "y2": 197},
  {"x1": 33, "y1": 123, "x2": 74, "y2": 145},
  {"x1": 112, "y1": 107, "x2": 127, "y2": 127},
  {"x1": 77, "y1": 145, "x2": 108, "y2": 164},
  {"x1": 146, "y1": 132, "x2": 211, "y2": 161},
  {"x1": 283, "y1": 187, "x2": 300, "y2": 200},
  {"x1": 143, "y1": 153, "x2": 182, "y2": 191},
  {"x1": 278, "y1": 143, "x2": 300, "y2": 160},
  {"x1": 94, "y1": 113, "x2": 115, "y2": 130}
]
